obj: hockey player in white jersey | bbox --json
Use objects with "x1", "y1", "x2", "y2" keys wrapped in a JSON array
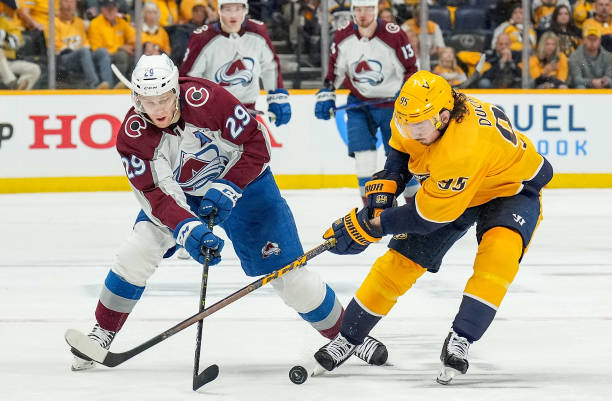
[
  {"x1": 70, "y1": 54, "x2": 387, "y2": 372},
  {"x1": 314, "y1": 0, "x2": 418, "y2": 205},
  {"x1": 179, "y1": 0, "x2": 290, "y2": 126}
]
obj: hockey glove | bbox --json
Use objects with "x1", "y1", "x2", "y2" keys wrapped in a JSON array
[
  {"x1": 314, "y1": 88, "x2": 336, "y2": 120},
  {"x1": 174, "y1": 218, "x2": 224, "y2": 265},
  {"x1": 323, "y1": 208, "x2": 383, "y2": 255},
  {"x1": 365, "y1": 170, "x2": 408, "y2": 218},
  {"x1": 198, "y1": 179, "x2": 242, "y2": 225},
  {"x1": 267, "y1": 88, "x2": 291, "y2": 126}
]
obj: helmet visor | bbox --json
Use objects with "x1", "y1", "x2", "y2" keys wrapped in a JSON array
[{"x1": 394, "y1": 111, "x2": 436, "y2": 139}]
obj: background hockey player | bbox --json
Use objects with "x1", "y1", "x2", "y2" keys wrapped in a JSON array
[
  {"x1": 179, "y1": 0, "x2": 291, "y2": 127},
  {"x1": 70, "y1": 54, "x2": 386, "y2": 371},
  {"x1": 313, "y1": 71, "x2": 554, "y2": 384},
  {"x1": 313, "y1": 0, "x2": 418, "y2": 205}
]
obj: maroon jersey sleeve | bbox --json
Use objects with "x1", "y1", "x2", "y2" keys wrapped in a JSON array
[
  {"x1": 179, "y1": 77, "x2": 271, "y2": 189},
  {"x1": 116, "y1": 109, "x2": 195, "y2": 231},
  {"x1": 324, "y1": 23, "x2": 355, "y2": 86},
  {"x1": 179, "y1": 24, "x2": 216, "y2": 76}
]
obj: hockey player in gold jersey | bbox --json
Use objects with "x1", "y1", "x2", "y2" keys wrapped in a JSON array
[{"x1": 314, "y1": 70, "x2": 553, "y2": 384}]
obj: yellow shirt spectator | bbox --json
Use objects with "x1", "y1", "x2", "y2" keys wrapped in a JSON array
[
  {"x1": 529, "y1": 53, "x2": 568, "y2": 81},
  {"x1": 0, "y1": 13, "x2": 22, "y2": 59},
  {"x1": 55, "y1": 15, "x2": 89, "y2": 54},
  {"x1": 180, "y1": 0, "x2": 214, "y2": 22},
  {"x1": 574, "y1": 0, "x2": 596, "y2": 28},
  {"x1": 142, "y1": 27, "x2": 171, "y2": 54},
  {"x1": 88, "y1": 14, "x2": 135, "y2": 54},
  {"x1": 18, "y1": 0, "x2": 58, "y2": 31},
  {"x1": 152, "y1": 0, "x2": 179, "y2": 26}
]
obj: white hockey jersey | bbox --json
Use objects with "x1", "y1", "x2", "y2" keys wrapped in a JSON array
[
  {"x1": 179, "y1": 20, "x2": 283, "y2": 107},
  {"x1": 116, "y1": 77, "x2": 271, "y2": 231},
  {"x1": 326, "y1": 20, "x2": 417, "y2": 103}
]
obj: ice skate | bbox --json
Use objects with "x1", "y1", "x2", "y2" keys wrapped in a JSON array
[
  {"x1": 436, "y1": 331, "x2": 470, "y2": 384},
  {"x1": 70, "y1": 323, "x2": 116, "y2": 371},
  {"x1": 354, "y1": 335, "x2": 388, "y2": 366},
  {"x1": 314, "y1": 333, "x2": 357, "y2": 371}
]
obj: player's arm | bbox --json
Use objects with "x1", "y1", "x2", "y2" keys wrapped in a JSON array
[
  {"x1": 210, "y1": 87, "x2": 271, "y2": 189},
  {"x1": 364, "y1": 148, "x2": 412, "y2": 217},
  {"x1": 376, "y1": 156, "x2": 486, "y2": 236},
  {"x1": 394, "y1": 28, "x2": 418, "y2": 79},
  {"x1": 117, "y1": 119, "x2": 196, "y2": 231},
  {"x1": 178, "y1": 25, "x2": 209, "y2": 77},
  {"x1": 315, "y1": 30, "x2": 345, "y2": 120}
]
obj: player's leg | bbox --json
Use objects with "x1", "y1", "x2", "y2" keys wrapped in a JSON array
[
  {"x1": 220, "y1": 168, "x2": 345, "y2": 336},
  {"x1": 315, "y1": 211, "x2": 478, "y2": 370},
  {"x1": 71, "y1": 217, "x2": 175, "y2": 370},
  {"x1": 346, "y1": 96, "x2": 379, "y2": 206},
  {"x1": 438, "y1": 191, "x2": 543, "y2": 384}
]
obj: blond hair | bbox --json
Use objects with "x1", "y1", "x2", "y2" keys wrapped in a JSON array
[{"x1": 537, "y1": 32, "x2": 560, "y2": 63}]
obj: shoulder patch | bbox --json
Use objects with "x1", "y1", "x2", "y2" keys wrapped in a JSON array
[
  {"x1": 193, "y1": 25, "x2": 209, "y2": 34},
  {"x1": 185, "y1": 86, "x2": 210, "y2": 107},
  {"x1": 125, "y1": 114, "x2": 147, "y2": 138},
  {"x1": 386, "y1": 23, "x2": 400, "y2": 34}
]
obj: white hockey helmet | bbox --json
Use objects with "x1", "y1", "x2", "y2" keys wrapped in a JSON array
[
  {"x1": 218, "y1": 0, "x2": 249, "y2": 23},
  {"x1": 131, "y1": 54, "x2": 179, "y2": 114},
  {"x1": 351, "y1": 0, "x2": 378, "y2": 16}
]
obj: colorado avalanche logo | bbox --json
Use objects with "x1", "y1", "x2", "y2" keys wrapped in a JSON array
[
  {"x1": 350, "y1": 55, "x2": 384, "y2": 85},
  {"x1": 125, "y1": 115, "x2": 147, "y2": 138},
  {"x1": 174, "y1": 146, "x2": 229, "y2": 192},
  {"x1": 215, "y1": 52, "x2": 255, "y2": 87},
  {"x1": 261, "y1": 241, "x2": 281, "y2": 258},
  {"x1": 185, "y1": 86, "x2": 210, "y2": 107}
]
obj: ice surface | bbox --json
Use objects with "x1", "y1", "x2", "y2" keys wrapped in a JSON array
[{"x1": 0, "y1": 189, "x2": 610, "y2": 401}]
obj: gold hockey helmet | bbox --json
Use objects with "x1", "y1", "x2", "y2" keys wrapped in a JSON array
[{"x1": 394, "y1": 71, "x2": 454, "y2": 126}]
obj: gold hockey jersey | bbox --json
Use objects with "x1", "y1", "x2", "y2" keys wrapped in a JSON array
[{"x1": 389, "y1": 95, "x2": 548, "y2": 224}]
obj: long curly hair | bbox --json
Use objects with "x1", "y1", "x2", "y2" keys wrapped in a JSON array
[{"x1": 448, "y1": 90, "x2": 469, "y2": 123}]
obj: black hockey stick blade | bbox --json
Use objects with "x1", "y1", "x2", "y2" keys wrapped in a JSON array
[{"x1": 193, "y1": 364, "x2": 219, "y2": 390}]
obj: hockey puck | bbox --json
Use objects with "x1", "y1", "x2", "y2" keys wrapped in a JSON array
[{"x1": 289, "y1": 365, "x2": 308, "y2": 384}]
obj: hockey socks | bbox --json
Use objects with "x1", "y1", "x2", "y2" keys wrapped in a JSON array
[
  {"x1": 95, "y1": 270, "x2": 145, "y2": 332},
  {"x1": 339, "y1": 298, "x2": 382, "y2": 345},
  {"x1": 298, "y1": 284, "x2": 344, "y2": 339}
]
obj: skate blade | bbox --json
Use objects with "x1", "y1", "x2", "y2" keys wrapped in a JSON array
[{"x1": 436, "y1": 366, "x2": 461, "y2": 385}]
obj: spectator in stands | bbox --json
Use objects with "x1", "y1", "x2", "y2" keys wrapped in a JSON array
[
  {"x1": 55, "y1": 0, "x2": 111, "y2": 89},
  {"x1": 568, "y1": 25, "x2": 612, "y2": 88},
  {"x1": 479, "y1": 33, "x2": 522, "y2": 88},
  {"x1": 533, "y1": 0, "x2": 570, "y2": 34},
  {"x1": 142, "y1": 2, "x2": 171, "y2": 55},
  {"x1": 170, "y1": 2, "x2": 209, "y2": 64},
  {"x1": 151, "y1": 0, "x2": 179, "y2": 26},
  {"x1": 328, "y1": 0, "x2": 352, "y2": 32},
  {"x1": 529, "y1": 32, "x2": 568, "y2": 88},
  {"x1": 433, "y1": 47, "x2": 467, "y2": 87},
  {"x1": 491, "y1": 0, "x2": 521, "y2": 28},
  {"x1": 0, "y1": 12, "x2": 40, "y2": 89},
  {"x1": 16, "y1": 0, "x2": 57, "y2": 32},
  {"x1": 401, "y1": 4, "x2": 445, "y2": 57},
  {"x1": 88, "y1": 0, "x2": 135, "y2": 88},
  {"x1": 491, "y1": 4, "x2": 536, "y2": 51},
  {"x1": 547, "y1": 4, "x2": 582, "y2": 57},
  {"x1": 583, "y1": 0, "x2": 612, "y2": 51},
  {"x1": 378, "y1": 7, "x2": 395, "y2": 23},
  {"x1": 179, "y1": 0, "x2": 215, "y2": 23},
  {"x1": 573, "y1": 0, "x2": 595, "y2": 29}
]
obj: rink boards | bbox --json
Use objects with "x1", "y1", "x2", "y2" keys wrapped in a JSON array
[{"x1": 1, "y1": 89, "x2": 611, "y2": 193}]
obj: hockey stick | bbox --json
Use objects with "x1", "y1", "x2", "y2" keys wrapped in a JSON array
[
  {"x1": 64, "y1": 238, "x2": 336, "y2": 369},
  {"x1": 110, "y1": 64, "x2": 134, "y2": 90},
  {"x1": 192, "y1": 215, "x2": 218, "y2": 390},
  {"x1": 335, "y1": 97, "x2": 396, "y2": 112}
]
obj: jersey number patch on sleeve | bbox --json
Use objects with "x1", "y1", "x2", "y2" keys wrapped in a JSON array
[
  {"x1": 400, "y1": 44, "x2": 414, "y2": 59},
  {"x1": 437, "y1": 176, "x2": 469, "y2": 191},
  {"x1": 121, "y1": 155, "x2": 147, "y2": 179},
  {"x1": 225, "y1": 104, "x2": 251, "y2": 139}
]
